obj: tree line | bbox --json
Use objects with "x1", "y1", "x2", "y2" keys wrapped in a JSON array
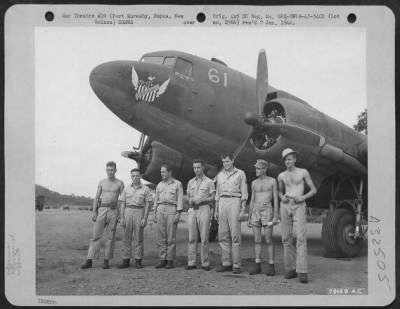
[{"x1": 35, "y1": 184, "x2": 93, "y2": 207}]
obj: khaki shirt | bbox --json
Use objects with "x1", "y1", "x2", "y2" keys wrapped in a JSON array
[
  {"x1": 215, "y1": 167, "x2": 248, "y2": 201},
  {"x1": 155, "y1": 178, "x2": 184, "y2": 211},
  {"x1": 187, "y1": 175, "x2": 216, "y2": 206},
  {"x1": 121, "y1": 183, "x2": 150, "y2": 207}
]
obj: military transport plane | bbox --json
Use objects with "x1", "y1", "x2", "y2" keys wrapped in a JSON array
[{"x1": 89, "y1": 49, "x2": 367, "y2": 258}]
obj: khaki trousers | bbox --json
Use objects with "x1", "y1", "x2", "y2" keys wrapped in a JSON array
[
  {"x1": 87, "y1": 207, "x2": 118, "y2": 259},
  {"x1": 280, "y1": 201, "x2": 308, "y2": 273},
  {"x1": 157, "y1": 204, "x2": 178, "y2": 261},
  {"x1": 218, "y1": 197, "x2": 241, "y2": 268},
  {"x1": 122, "y1": 207, "x2": 145, "y2": 259},
  {"x1": 187, "y1": 205, "x2": 211, "y2": 267}
]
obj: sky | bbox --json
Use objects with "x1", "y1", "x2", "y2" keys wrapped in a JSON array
[{"x1": 35, "y1": 26, "x2": 366, "y2": 197}]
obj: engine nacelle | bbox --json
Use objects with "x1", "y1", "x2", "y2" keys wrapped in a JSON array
[{"x1": 141, "y1": 141, "x2": 195, "y2": 186}]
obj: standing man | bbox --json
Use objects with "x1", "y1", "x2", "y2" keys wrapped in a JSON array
[
  {"x1": 278, "y1": 148, "x2": 317, "y2": 283},
  {"x1": 185, "y1": 159, "x2": 216, "y2": 271},
  {"x1": 118, "y1": 168, "x2": 151, "y2": 269},
  {"x1": 153, "y1": 165, "x2": 184, "y2": 269},
  {"x1": 81, "y1": 161, "x2": 124, "y2": 269},
  {"x1": 247, "y1": 159, "x2": 279, "y2": 276},
  {"x1": 215, "y1": 153, "x2": 248, "y2": 274}
]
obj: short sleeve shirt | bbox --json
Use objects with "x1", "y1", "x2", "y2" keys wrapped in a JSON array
[
  {"x1": 121, "y1": 183, "x2": 150, "y2": 207},
  {"x1": 156, "y1": 178, "x2": 184, "y2": 210},
  {"x1": 187, "y1": 175, "x2": 216, "y2": 205},
  {"x1": 215, "y1": 167, "x2": 248, "y2": 201}
]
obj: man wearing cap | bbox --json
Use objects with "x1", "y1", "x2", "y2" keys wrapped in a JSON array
[
  {"x1": 185, "y1": 159, "x2": 216, "y2": 271},
  {"x1": 215, "y1": 153, "x2": 248, "y2": 274},
  {"x1": 81, "y1": 161, "x2": 124, "y2": 269},
  {"x1": 247, "y1": 159, "x2": 279, "y2": 276},
  {"x1": 153, "y1": 164, "x2": 184, "y2": 269},
  {"x1": 278, "y1": 148, "x2": 317, "y2": 283},
  {"x1": 118, "y1": 168, "x2": 151, "y2": 269}
]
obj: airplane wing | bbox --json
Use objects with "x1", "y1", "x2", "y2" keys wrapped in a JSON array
[{"x1": 247, "y1": 114, "x2": 367, "y2": 176}]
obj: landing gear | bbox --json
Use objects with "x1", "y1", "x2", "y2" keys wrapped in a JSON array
[
  {"x1": 322, "y1": 208, "x2": 363, "y2": 257},
  {"x1": 321, "y1": 177, "x2": 366, "y2": 258}
]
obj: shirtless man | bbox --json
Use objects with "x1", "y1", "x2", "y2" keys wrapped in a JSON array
[
  {"x1": 278, "y1": 148, "x2": 316, "y2": 283},
  {"x1": 81, "y1": 161, "x2": 124, "y2": 269},
  {"x1": 247, "y1": 159, "x2": 279, "y2": 276}
]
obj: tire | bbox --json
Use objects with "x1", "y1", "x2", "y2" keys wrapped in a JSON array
[{"x1": 321, "y1": 208, "x2": 363, "y2": 258}]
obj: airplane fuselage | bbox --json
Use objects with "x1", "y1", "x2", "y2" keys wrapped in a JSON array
[{"x1": 89, "y1": 50, "x2": 367, "y2": 205}]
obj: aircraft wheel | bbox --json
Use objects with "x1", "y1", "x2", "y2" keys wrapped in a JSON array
[{"x1": 321, "y1": 208, "x2": 363, "y2": 258}]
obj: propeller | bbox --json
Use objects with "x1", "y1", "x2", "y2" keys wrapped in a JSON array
[
  {"x1": 121, "y1": 150, "x2": 141, "y2": 161},
  {"x1": 256, "y1": 49, "x2": 269, "y2": 116},
  {"x1": 232, "y1": 49, "x2": 325, "y2": 160},
  {"x1": 233, "y1": 49, "x2": 269, "y2": 159},
  {"x1": 121, "y1": 135, "x2": 153, "y2": 174}
]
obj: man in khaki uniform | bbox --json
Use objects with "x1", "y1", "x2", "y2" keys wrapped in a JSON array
[
  {"x1": 278, "y1": 148, "x2": 317, "y2": 283},
  {"x1": 215, "y1": 153, "x2": 248, "y2": 274},
  {"x1": 247, "y1": 159, "x2": 279, "y2": 276},
  {"x1": 81, "y1": 161, "x2": 124, "y2": 269},
  {"x1": 185, "y1": 159, "x2": 216, "y2": 271},
  {"x1": 153, "y1": 164, "x2": 184, "y2": 269},
  {"x1": 118, "y1": 168, "x2": 151, "y2": 269}
]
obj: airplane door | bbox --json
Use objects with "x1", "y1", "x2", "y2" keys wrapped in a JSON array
[
  {"x1": 189, "y1": 64, "x2": 216, "y2": 125},
  {"x1": 171, "y1": 58, "x2": 195, "y2": 119}
]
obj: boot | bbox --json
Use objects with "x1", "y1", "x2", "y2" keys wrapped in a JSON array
[
  {"x1": 299, "y1": 273, "x2": 308, "y2": 283},
  {"x1": 155, "y1": 260, "x2": 167, "y2": 268},
  {"x1": 80, "y1": 259, "x2": 92, "y2": 269},
  {"x1": 265, "y1": 263, "x2": 276, "y2": 276},
  {"x1": 284, "y1": 269, "x2": 298, "y2": 279},
  {"x1": 135, "y1": 259, "x2": 143, "y2": 269},
  {"x1": 102, "y1": 259, "x2": 110, "y2": 269},
  {"x1": 165, "y1": 260, "x2": 175, "y2": 269},
  {"x1": 216, "y1": 265, "x2": 233, "y2": 272},
  {"x1": 249, "y1": 262, "x2": 262, "y2": 275},
  {"x1": 118, "y1": 259, "x2": 130, "y2": 269},
  {"x1": 232, "y1": 266, "x2": 242, "y2": 274}
]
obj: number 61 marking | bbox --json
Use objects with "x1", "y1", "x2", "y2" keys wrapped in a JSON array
[{"x1": 208, "y1": 68, "x2": 228, "y2": 87}]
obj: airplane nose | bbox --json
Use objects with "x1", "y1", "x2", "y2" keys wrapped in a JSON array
[
  {"x1": 89, "y1": 61, "x2": 133, "y2": 98},
  {"x1": 89, "y1": 60, "x2": 172, "y2": 121}
]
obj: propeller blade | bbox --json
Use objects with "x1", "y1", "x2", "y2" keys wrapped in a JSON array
[
  {"x1": 121, "y1": 150, "x2": 141, "y2": 161},
  {"x1": 256, "y1": 49, "x2": 268, "y2": 116},
  {"x1": 232, "y1": 128, "x2": 253, "y2": 160},
  {"x1": 233, "y1": 49, "x2": 269, "y2": 160}
]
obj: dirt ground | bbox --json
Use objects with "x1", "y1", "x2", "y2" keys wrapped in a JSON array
[{"x1": 36, "y1": 210, "x2": 367, "y2": 295}]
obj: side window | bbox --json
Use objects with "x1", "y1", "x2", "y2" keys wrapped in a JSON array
[
  {"x1": 141, "y1": 56, "x2": 164, "y2": 64},
  {"x1": 163, "y1": 57, "x2": 176, "y2": 68},
  {"x1": 175, "y1": 58, "x2": 193, "y2": 77}
]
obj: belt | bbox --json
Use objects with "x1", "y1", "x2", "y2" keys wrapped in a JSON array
[
  {"x1": 100, "y1": 203, "x2": 117, "y2": 209},
  {"x1": 126, "y1": 205, "x2": 144, "y2": 209},
  {"x1": 158, "y1": 202, "x2": 177, "y2": 207},
  {"x1": 190, "y1": 204, "x2": 207, "y2": 210},
  {"x1": 221, "y1": 195, "x2": 241, "y2": 198}
]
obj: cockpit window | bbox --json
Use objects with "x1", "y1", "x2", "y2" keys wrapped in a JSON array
[
  {"x1": 163, "y1": 57, "x2": 176, "y2": 68},
  {"x1": 175, "y1": 58, "x2": 193, "y2": 76},
  {"x1": 141, "y1": 56, "x2": 164, "y2": 64}
]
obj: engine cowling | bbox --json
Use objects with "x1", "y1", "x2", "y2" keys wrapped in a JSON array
[
  {"x1": 139, "y1": 141, "x2": 195, "y2": 185},
  {"x1": 123, "y1": 139, "x2": 221, "y2": 186}
]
